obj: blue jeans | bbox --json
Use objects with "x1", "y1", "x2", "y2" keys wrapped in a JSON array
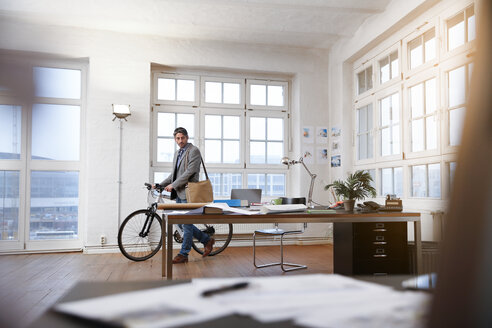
[{"x1": 176, "y1": 196, "x2": 210, "y2": 257}]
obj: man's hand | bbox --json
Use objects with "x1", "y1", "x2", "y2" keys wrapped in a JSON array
[{"x1": 164, "y1": 184, "x2": 174, "y2": 192}]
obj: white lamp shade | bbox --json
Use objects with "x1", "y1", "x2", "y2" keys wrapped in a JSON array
[{"x1": 112, "y1": 104, "x2": 131, "y2": 119}]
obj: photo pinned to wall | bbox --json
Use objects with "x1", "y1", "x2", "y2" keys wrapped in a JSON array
[
  {"x1": 302, "y1": 126, "x2": 314, "y2": 143},
  {"x1": 331, "y1": 126, "x2": 341, "y2": 138},
  {"x1": 331, "y1": 155, "x2": 341, "y2": 167},
  {"x1": 331, "y1": 140, "x2": 341, "y2": 153},
  {"x1": 317, "y1": 147, "x2": 329, "y2": 163},
  {"x1": 302, "y1": 145, "x2": 314, "y2": 164},
  {"x1": 316, "y1": 126, "x2": 328, "y2": 144}
]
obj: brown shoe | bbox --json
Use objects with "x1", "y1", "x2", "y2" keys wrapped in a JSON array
[
  {"x1": 172, "y1": 254, "x2": 188, "y2": 264},
  {"x1": 202, "y1": 238, "x2": 215, "y2": 257}
]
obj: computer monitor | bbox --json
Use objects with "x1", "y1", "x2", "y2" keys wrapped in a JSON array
[{"x1": 230, "y1": 189, "x2": 262, "y2": 206}]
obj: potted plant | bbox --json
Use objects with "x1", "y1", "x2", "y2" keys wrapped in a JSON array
[{"x1": 324, "y1": 170, "x2": 376, "y2": 211}]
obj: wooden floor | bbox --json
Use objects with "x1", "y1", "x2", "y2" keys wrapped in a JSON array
[{"x1": 0, "y1": 244, "x2": 332, "y2": 328}]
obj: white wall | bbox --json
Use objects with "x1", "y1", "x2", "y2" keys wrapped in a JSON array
[{"x1": 0, "y1": 19, "x2": 331, "y2": 249}]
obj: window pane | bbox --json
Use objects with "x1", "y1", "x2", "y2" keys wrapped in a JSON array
[
  {"x1": 176, "y1": 80, "x2": 195, "y2": 102},
  {"x1": 32, "y1": 104, "x2": 80, "y2": 161},
  {"x1": 425, "y1": 79, "x2": 437, "y2": 114},
  {"x1": 426, "y1": 116, "x2": 438, "y2": 150},
  {"x1": 157, "y1": 138, "x2": 175, "y2": 162},
  {"x1": 409, "y1": 38, "x2": 423, "y2": 69},
  {"x1": 448, "y1": 13, "x2": 465, "y2": 51},
  {"x1": 157, "y1": 113, "x2": 175, "y2": 137},
  {"x1": 205, "y1": 140, "x2": 221, "y2": 163},
  {"x1": 250, "y1": 141, "x2": 265, "y2": 164},
  {"x1": 358, "y1": 106, "x2": 367, "y2": 133},
  {"x1": 381, "y1": 128, "x2": 391, "y2": 157},
  {"x1": 424, "y1": 29, "x2": 436, "y2": 62},
  {"x1": 157, "y1": 78, "x2": 175, "y2": 100},
  {"x1": 205, "y1": 82, "x2": 221, "y2": 103},
  {"x1": 223, "y1": 173, "x2": 243, "y2": 197},
  {"x1": 223, "y1": 116, "x2": 240, "y2": 139},
  {"x1": 357, "y1": 70, "x2": 366, "y2": 95},
  {"x1": 392, "y1": 93, "x2": 400, "y2": 122},
  {"x1": 390, "y1": 52, "x2": 399, "y2": 79},
  {"x1": 381, "y1": 168, "x2": 393, "y2": 196},
  {"x1": 392, "y1": 124, "x2": 400, "y2": 154},
  {"x1": 250, "y1": 85, "x2": 266, "y2": 106},
  {"x1": 380, "y1": 96, "x2": 391, "y2": 126},
  {"x1": 0, "y1": 171, "x2": 20, "y2": 241},
  {"x1": 209, "y1": 173, "x2": 222, "y2": 197},
  {"x1": 30, "y1": 171, "x2": 79, "y2": 240},
  {"x1": 248, "y1": 173, "x2": 265, "y2": 190},
  {"x1": 450, "y1": 107, "x2": 466, "y2": 146},
  {"x1": 367, "y1": 131, "x2": 374, "y2": 159},
  {"x1": 154, "y1": 172, "x2": 171, "y2": 185},
  {"x1": 449, "y1": 162, "x2": 457, "y2": 189},
  {"x1": 380, "y1": 56, "x2": 390, "y2": 83},
  {"x1": 33, "y1": 67, "x2": 81, "y2": 99},
  {"x1": 176, "y1": 114, "x2": 194, "y2": 138},
  {"x1": 411, "y1": 83, "x2": 424, "y2": 117},
  {"x1": 412, "y1": 165, "x2": 427, "y2": 197},
  {"x1": 267, "y1": 142, "x2": 283, "y2": 164},
  {"x1": 467, "y1": 7, "x2": 476, "y2": 42},
  {"x1": 394, "y1": 167, "x2": 403, "y2": 198},
  {"x1": 267, "y1": 174, "x2": 285, "y2": 196},
  {"x1": 0, "y1": 105, "x2": 21, "y2": 159},
  {"x1": 449, "y1": 66, "x2": 466, "y2": 107},
  {"x1": 250, "y1": 117, "x2": 266, "y2": 140},
  {"x1": 205, "y1": 115, "x2": 222, "y2": 138},
  {"x1": 267, "y1": 85, "x2": 284, "y2": 107},
  {"x1": 267, "y1": 118, "x2": 283, "y2": 141},
  {"x1": 223, "y1": 83, "x2": 240, "y2": 104},
  {"x1": 428, "y1": 163, "x2": 441, "y2": 198},
  {"x1": 223, "y1": 141, "x2": 240, "y2": 164},
  {"x1": 358, "y1": 133, "x2": 367, "y2": 160},
  {"x1": 412, "y1": 119, "x2": 424, "y2": 152},
  {"x1": 366, "y1": 66, "x2": 373, "y2": 90}
]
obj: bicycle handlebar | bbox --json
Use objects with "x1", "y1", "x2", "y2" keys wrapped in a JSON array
[{"x1": 144, "y1": 183, "x2": 165, "y2": 192}]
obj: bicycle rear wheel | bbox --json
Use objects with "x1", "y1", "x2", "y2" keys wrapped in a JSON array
[
  {"x1": 118, "y1": 209, "x2": 162, "y2": 261},
  {"x1": 192, "y1": 224, "x2": 233, "y2": 256}
]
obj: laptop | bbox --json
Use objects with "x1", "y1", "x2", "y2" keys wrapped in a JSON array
[{"x1": 230, "y1": 189, "x2": 262, "y2": 206}]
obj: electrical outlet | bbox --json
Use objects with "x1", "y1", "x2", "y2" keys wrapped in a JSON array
[{"x1": 100, "y1": 235, "x2": 107, "y2": 244}]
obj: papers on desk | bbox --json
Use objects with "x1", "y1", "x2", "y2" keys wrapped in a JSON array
[
  {"x1": 54, "y1": 274, "x2": 430, "y2": 328},
  {"x1": 260, "y1": 204, "x2": 307, "y2": 214}
]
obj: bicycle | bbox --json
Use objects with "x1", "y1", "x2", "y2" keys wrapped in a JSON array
[{"x1": 118, "y1": 183, "x2": 233, "y2": 261}]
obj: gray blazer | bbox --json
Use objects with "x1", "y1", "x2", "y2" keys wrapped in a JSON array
[{"x1": 160, "y1": 143, "x2": 201, "y2": 200}]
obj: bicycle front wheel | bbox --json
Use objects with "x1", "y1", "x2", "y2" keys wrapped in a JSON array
[
  {"x1": 192, "y1": 224, "x2": 233, "y2": 256},
  {"x1": 118, "y1": 209, "x2": 162, "y2": 261}
]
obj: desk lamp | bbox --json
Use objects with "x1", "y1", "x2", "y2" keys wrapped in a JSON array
[{"x1": 281, "y1": 153, "x2": 317, "y2": 208}]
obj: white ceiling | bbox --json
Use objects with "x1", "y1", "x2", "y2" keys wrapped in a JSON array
[{"x1": 0, "y1": 0, "x2": 392, "y2": 49}]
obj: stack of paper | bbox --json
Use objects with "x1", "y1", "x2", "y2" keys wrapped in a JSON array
[{"x1": 260, "y1": 204, "x2": 307, "y2": 214}]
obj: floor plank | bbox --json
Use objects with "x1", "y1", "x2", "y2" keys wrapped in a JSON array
[{"x1": 0, "y1": 244, "x2": 332, "y2": 328}]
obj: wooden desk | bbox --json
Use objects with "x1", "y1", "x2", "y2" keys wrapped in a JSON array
[{"x1": 162, "y1": 211, "x2": 422, "y2": 279}]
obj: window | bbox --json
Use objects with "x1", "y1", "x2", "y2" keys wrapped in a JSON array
[
  {"x1": 246, "y1": 80, "x2": 288, "y2": 110},
  {"x1": 208, "y1": 173, "x2": 242, "y2": 197},
  {"x1": 408, "y1": 28, "x2": 436, "y2": 70},
  {"x1": 448, "y1": 161, "x2": 457, "y2": 193},
  {"x1": 447, "y1": 5, "x2": 475, "y2": 51},
  {"x1": 0, "y1": 105, "x2": 21, "y2": 160},
  {"x1": 204, "y1": 115, "x2": 241, "y2": 164},
  {"x1": 378, "y1": 92, "x2": 400, "y2": 157},
  {"x1": 249, "y1": 116, "x2": 284, "y2": 165},
  {"x1": 202, "y1": 77, "x2": 244, "y2": 107},
  {"x1": 155, "y1": 74, "x2": 198, "y2": 105},
  {"x1": 248, "y1": 173, "x2": 285, "y2": 196},
  {"x1": 410, "y1": 78, "x2": 438, "y2": 152},
  {"x1": 379, "y1": 51, "x2": 399, "y2": 84},
  {"x1": 447, "y1": 63, "x2": 473, "y2": 147},
  {"x1": 380, "y1": 167, "x2": 403, "y2": 197},
  {"x1": 33, "y1": 67, "x2": 81, "y2": 99},
  {"x1": 357, "y1": 66, "x2": 373, "y2": 95},
  {"x1": 156, "y1": 112, "x2": 195, "y2": 162},
  {"x1": 411, "y1": 163, "x2": 441, "y2": 198},
  {"x1": 356, "y1": 103, "x2": 373, "y2": 161},
  {"x1": 0, "y1": 171, "x2": 20, "y2": 241}
]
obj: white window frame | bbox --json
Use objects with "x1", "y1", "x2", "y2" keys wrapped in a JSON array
[
  {"x1": 200, "y1": 76, "x2": 245, "y2": 109},
  {"x1": 404, "y1": 67, "x2": 441, "y2": 159},
  {"x1": 354, "y1": 96, "x2": 376, "y2": 165},
  {"x1": 410, "y1": 162, "x2": 442, "y2": 199},
  {"x1": 375, "y1": 85, "x2": 403, "y2": 162},
  {"x1": 200, "y1": 107, "x2": 244, "y2": 169},
  {"x1": 354, "y1": 61, "x2": 375, "y2": 100},
  {"x1": 246, "y1": 79, "x2": 288, "y2": 111},
  {"x1": 375, "y1": 43, "x2": 402, "y2": 89},
  {"x1": 402, "y1": 19, "x2": 439, "y2": 78},
  {"x1": 153, "y1": 73, "x2": 200, "y2": 107},
  {"x1": 441, "y1": 2, "x2": 476, "y2": 60},
  {"x1": 245, "y1": 110, "x2": 288, "y2": 169},
  {"x1": 379, "y1": 166, "x2": 404, "y2": 198}
]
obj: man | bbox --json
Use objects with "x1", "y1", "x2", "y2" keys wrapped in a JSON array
[{"x1": 159, "y1": 127, "x2": 214, "y2": 264}]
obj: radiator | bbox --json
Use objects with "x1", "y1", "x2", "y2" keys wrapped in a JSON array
[{"x1": 408, "y1": 241, "x2": 441, "y2": 274}]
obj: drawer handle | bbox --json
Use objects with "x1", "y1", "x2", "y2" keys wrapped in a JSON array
[
  {"x1": 373, "y1": 229, "x2": 387, "y2": 232},
  {"x1": 373, "y1": 241, "x2": 387, "y2": 245},
  {"x1": 373, "y1": 254, "x2": 387, "y2": 258}
]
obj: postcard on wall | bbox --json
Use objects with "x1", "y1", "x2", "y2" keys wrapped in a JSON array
[
  {"x1": 302, "y1": 145, "x2": 314, "y2": 164},
  {"x1": 317, "y1": 147, "x2": 329, "y2": 163},
  {"x1": 331, "y1": 126, "x2": 341, "y2": 138},
  {"x1": 331, "y1": 155, "x2": 341, "y2": 167},
  {"x1": 302, "y1": 126, "x2": 314, "y2": 143},
  {"x1": 331, "y1": 140, "x2": 341, "y2": 153},
  {"x1": 316, "y1": 126, "x2": 328, "y2": 144}
]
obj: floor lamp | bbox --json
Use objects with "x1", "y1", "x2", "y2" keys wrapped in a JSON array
[
  {"x1": 113, "y1": 104, "x2": 131, "y2": 227},
  {"x1": 281, "y1": 153, "x2": 317, "y2": 208}
]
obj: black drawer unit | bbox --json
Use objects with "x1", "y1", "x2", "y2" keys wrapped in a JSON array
[{"x1": 334, "y1": 222, "x2": 410, "y2": 275}]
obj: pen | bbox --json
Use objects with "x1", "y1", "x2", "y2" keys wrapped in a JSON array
[{"x1": 201, "y1": 282, "x2": 249, "y2": 297}]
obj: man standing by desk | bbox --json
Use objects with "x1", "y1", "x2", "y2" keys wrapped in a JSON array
[{"x1": 159, "y1": 127, "x2": 214, "y2": 264}]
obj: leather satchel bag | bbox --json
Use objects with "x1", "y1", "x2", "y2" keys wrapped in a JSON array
[{"x1": 185, "y1": 155, "x2": 214, "y2": 203}]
